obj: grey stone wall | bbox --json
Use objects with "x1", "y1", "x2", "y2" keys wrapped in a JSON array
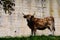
[{"x1": 0, "y1": 0, "x2": 60, "y2": 37}]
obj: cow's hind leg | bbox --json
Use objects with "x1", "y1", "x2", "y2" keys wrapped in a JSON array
[
  {"x1": 48, "y1": 27, "x2": 54, "y2": 35},
  {"x1": 48, "y1": 25, "x2": 55, "y2": 35},
  {"x1": 51, "y1": 22, "x2": 55, "y2": 35}
]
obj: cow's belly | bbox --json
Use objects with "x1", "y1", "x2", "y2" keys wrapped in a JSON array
[{"x1": 37, "y1": 26, "x2": 47, "y2": 30}]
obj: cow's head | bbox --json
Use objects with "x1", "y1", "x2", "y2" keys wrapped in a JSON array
[{"x1": 22, "y1": 13, "x2": 35, "y2": 19}]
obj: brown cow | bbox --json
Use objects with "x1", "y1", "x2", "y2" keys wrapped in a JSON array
[{"x1": 23, "y1": 13, "x2": 55, "y2": 36}]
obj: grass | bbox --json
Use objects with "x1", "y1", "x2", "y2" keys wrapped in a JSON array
[{"x1": 0, "y1": 35, "x2": 60, "y2": 40}]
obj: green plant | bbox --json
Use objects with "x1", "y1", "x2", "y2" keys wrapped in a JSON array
[{"x1": 0, "y1": 0, "x2": 15, "y2": 15}]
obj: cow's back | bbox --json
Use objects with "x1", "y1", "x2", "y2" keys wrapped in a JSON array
[{"x1": 32, "y1": 16, "x2": 54, "y2": 27}]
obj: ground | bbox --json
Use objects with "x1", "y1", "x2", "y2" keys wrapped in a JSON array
[{"x1": 0, "y1": 35, "x2": 60, "y2": 40}]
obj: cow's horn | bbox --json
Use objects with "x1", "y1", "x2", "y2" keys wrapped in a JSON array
[
  {"x1": 33, "y1": 11, "x2": 35, "y2": 16},
  {"x1": 22, "y1": 12, "x2": 25, "y2": 15}
]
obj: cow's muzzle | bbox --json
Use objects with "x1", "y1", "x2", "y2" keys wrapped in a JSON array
[{"x1": 23, "y1": 16, "x2": 27, "y2": 18}]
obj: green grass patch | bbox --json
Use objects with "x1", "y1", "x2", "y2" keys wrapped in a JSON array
[{"x1": 0, "y1": 35, "x2": 60, "y2": 40}]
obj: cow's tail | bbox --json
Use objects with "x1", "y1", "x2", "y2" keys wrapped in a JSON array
[{"x1": 52, "y1": 17, "x2": 55, "y2": 31}]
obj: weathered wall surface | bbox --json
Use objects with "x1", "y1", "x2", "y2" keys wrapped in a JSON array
[{"x1": 0, "y1": 0, "x2": 60, "y2": 37}]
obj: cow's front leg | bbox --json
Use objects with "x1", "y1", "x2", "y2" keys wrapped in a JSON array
[
  {"x1": 33, "y1": 27, "x2": 37, "y2": 36},
  {"x1": 31, "y1": 29, "x2": 36, "y2": 36},
  {"x1": 31, "y1": 29, "x2": 34, "y2": 36}
]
